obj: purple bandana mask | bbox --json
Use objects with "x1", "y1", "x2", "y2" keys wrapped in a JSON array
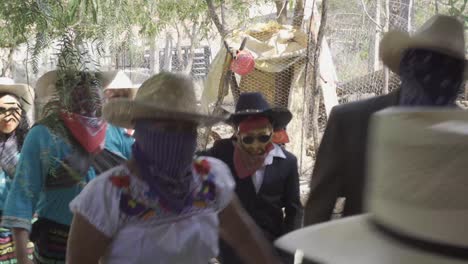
[{"x1": 132, "y1": 121, "x2": 197, "y2": 212}]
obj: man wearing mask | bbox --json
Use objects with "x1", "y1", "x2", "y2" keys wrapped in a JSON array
[
  {"x1": 1, "y1": 71, "x2": 132, "y2": 264},
  {"x1": 202, "y1": 92, "x2": 303, "y2": 264},
  {"x1": 304, "y1": 15, "x2": 467, "y2": 226}
]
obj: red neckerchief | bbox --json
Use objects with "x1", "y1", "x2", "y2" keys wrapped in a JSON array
[
  {"x1": 60, "y1": 111, "x2": 107, "y2": 154},
  {"x1": 272, "y1": 129, "x2": 290, "y2": 144}
]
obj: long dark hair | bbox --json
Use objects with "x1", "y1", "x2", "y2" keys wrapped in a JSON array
[{"x1": 0, "y1": 93, "x2": 30, "y2": 148}]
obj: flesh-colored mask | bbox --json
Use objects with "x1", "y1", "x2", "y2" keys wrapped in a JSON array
[
  {"x1": 0, "y1": 95, "x2": 22, "y2": 134},
  {"x1": 237, "y1": 126, "x2": 273, "y2": 156},
  {"x1": 104, "y1": 88, "x2": 135, "y2": 101}
]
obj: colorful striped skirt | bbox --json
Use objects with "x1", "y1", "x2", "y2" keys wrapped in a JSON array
[
  {"x1": 0, "y1": 227, "x2": 34, "y2": 264},
  {"x1": 30, "y1": 218, "x2": 69, "y2": 264}
]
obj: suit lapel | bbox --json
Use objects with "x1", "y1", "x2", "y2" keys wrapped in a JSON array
[{"x1": 258, "y1": 160, "x2": 275, "y2": 194}]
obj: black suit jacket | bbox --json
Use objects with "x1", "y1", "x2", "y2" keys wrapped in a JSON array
[
  {"x1": 304, "y1": 90, "x2": 400, "y2": 226},
  {"x1": 201, "y1": 138, "x2": 303, "y2": 263}
]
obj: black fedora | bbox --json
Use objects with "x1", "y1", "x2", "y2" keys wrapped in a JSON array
[{"x1": 227, "y1": 92, "x2": 292, "y2": 130}]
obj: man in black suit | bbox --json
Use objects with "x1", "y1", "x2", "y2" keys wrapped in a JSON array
[
  {"x1": 304, "y1": 15, "x2": 467, "y2": 226},
  {"x1": 202, "y1": 92, "x2": 303, "y2": 264}
]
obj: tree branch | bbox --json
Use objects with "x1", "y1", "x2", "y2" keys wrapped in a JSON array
[
  {"x1": 205, "y1": 0, "x2": 227, "y2": 38},
  {"x1": 359, "y1": 0, "x2": 384, "y2": 31},
  {"x1": 293, "y1": 0, "x2": 305, "y2": 28}
]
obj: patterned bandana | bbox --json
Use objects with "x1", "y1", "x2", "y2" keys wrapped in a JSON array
[
  {"x1": 60, "y1": 111, "x2": 107, "y2": 154},
  {"x1": 132, "y1": 121, "x2": 197, "y2": 213},
  {"x1": 0, "y1": 133, "x2": 19, "y2": 178},
  {"x1": 399, "y1": 49, "x2": 465, "y2": 106}
]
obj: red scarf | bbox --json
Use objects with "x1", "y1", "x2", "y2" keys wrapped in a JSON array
[{"x1": 60, "y1": 111, "x2": 107, "y2": 154}]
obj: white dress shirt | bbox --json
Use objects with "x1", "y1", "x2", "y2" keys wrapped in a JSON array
[{"x1": 252, "y1": 144, "x2": 287, "y2": 193}]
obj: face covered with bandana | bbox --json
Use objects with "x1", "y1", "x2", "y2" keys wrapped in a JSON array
[
  {"x1": 233, "y1": 116, "x2": 274, "y2": 179},
  {"x1": 399, "y1": 48, "x2": 465, "y2": 106},
  {"x1": 60, "y1": 73, "x2": 108, "y2": 153},
  {"x1": 132, "y1": 119, "x2": 198, "y2": 212}
]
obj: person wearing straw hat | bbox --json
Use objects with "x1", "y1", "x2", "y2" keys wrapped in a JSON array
[
  {"x1": 1, "y1": 70, "x2": 132, "y2": 264},
  {"x1": 66, "y1": 73, "x2": 282, "y2": 264},
  {"x1": 200, "y1": 92, "x2": 302, "y2": 264},
  {"x1": 102, "y1": 71, "x2": 138, "y2": 158},
  {"x1": 0, "y1": 79, "x2": 35, "y2": 263},
  {"x1": 304, "y1": 15, "x2": 467, "y2": 226},
  {"x1": 277, "y1": 107, "x2": 468, "y2": 264}
]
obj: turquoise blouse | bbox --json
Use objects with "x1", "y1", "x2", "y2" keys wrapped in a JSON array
[
  {"x1": 105, "y1": 125, "x2": 134, "y2": 160},
  {"x1": 0, "y1": 168, "x2": 13, "y2": 212},
  {"x1": 1, "y1": 124, "x2": 132, "y2": 231}
]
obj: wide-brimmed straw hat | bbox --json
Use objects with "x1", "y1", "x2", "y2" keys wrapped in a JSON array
[
  {"x1": 227, "y1": 92, "x2": 292, "y2": 130},
  {"x1": 35, "y1": 70, "x2": 124, "y2": 99},
  {"x1": 103, "y1": 72, "x2": 227, "y2": 128},
  {"x1": 380, "y1": 15, "x2": 467, "y2": 79},
  {"x1": 0, "y1": 78, "x2": 34, "y2": 112},
  {"x1": 276, "y1": 107, "x2": 468, "y2": 264}
]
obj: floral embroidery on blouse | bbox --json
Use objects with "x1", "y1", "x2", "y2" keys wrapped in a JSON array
[{"x1": 110, "y1": 158, "x2": 218, "y2": 220}]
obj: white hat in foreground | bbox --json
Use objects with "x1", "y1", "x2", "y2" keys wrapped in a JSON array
[{"x1": 276, "y1": 107, "x2": 468, "y2": 264}]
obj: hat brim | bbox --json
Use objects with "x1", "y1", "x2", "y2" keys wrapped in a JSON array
[
  {"x1": 228, "y1": 108, "x2": 292, "y2": 129},
  {"x1": 275, "y1": 215, "x2": 466, "y2": 264},
  {"x1": 0, "y1": 84, "x2": 35, "y2": 112},
  {"x1": 380, "y1": 31, "x2": 468, "y2": 80},
  {"x1": 103, "y1": 99, "x2": 227, "y2": 129}
]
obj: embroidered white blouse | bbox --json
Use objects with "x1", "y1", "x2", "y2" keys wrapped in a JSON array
[{"x1": 69, "y1": 156, "x2": 235, "y2": 264}]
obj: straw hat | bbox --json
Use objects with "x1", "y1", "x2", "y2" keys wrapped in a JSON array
[
  {"x1": 35, "y1": 70, "x2": 121, "y2": 99},
  {"x1": 0, "y1": 78, "x2": 34, "y2": 112},
  {"x1": 0, "y1": 77, "x2": 15, "y2": 85},
  {"x1": 103, "y1": 71, "x2": 136, "y2": 90},
  {"x1": 380, "y1": 15, "x2": 467, "y2": 79},
  {"x1": 276, "y1": 107, "x2": 468, "y2": 264},
  {"x1": 103, "y1": 72, "x2": 227, "y2": 128}
]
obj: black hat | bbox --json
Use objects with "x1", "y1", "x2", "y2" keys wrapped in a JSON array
[{"x1": 228, "y1": 92, "x2": 292, "y2": 129}]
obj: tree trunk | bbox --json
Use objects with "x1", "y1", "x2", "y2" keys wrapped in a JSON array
[
  {"x1": 184, "y1": 23, "x2": 199, "y2": 75},
  {"x1": 206, "y1": 0, "x2": 227, "y2": 38},
  {"x1": 407, "y1": 0, "x2": 414, "y2": 32},
  {"x1": 275, "y1": 0, "x2": 288, "y2": 24},
  {"x1": 373, "y1": 0, "x2": 382, "y2": 71},
  {"x1": 220, "y1": 0, "x2": 226, "y2": 29},
  {"x1": 162, "y1": 32, "x2": 173, "y2": 72},
  {"x1": 149, "y1": 35, "x2": 157, "y2": 74},
  {"x1": 174, "y1": 25, "x2": 184, "y2": 72},
  {"x1": 383, "y1": 0, "x2": 391, "y2": 94},
  {"x1": 293, "y1": 0, "x2": 305, "y2": 28},
  {"x1": 311, "y1": 0, "x2": 329, "y2": 150},
  {"x1": 1, "y1": 47, "x2": 15, "y2": 77}
]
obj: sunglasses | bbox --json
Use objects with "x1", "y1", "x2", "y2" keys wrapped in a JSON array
[{"x1": 240, "y1": 134, "x2": 272, "y2": 145}]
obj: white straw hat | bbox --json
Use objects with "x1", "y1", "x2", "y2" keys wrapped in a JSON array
[
  {"x1": 0, "y1": 83, "x2": 35, "y2": 112},
  {"x1": 276, "y1": 107, "x2": 468, "y2": 264}
]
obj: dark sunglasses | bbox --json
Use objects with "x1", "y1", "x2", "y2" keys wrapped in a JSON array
[{"x1": 241, "y1": 134, "x2": 272, "y2": 145}]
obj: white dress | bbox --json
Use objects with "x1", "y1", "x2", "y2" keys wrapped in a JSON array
[{"x1": 69, "y1": 156, "x2": 235, "y2": 264}]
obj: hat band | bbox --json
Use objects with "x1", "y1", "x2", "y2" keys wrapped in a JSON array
[{"x1": 370, "y1": 218, "x2": 468, "y2": 260}]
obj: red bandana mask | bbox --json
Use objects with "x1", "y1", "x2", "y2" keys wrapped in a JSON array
[
  {"x1": 60, "y1": 111, "x2": 107, "y2": 154},
  {"x1": 233, "y1": 116, "x2": 274, "y2": 179}
]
